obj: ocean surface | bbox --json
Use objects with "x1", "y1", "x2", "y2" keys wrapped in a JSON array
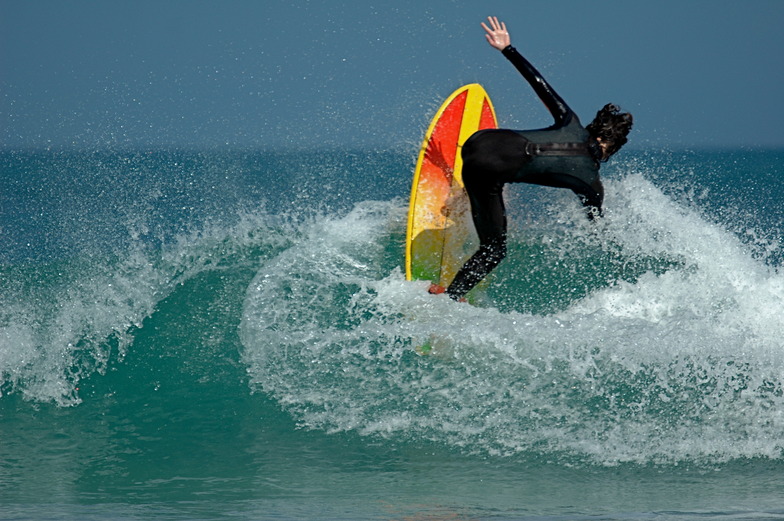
[{"x1": 1, "y1": 146, "x2": 783, "y2": 520}]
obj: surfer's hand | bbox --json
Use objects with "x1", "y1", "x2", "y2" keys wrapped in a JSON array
[{"x1": 482, "y1": 16, "x2": 510, "y2": 50}]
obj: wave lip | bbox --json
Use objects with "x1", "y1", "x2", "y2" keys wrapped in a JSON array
[{"x1": 0, "y1": 209, "x2": 290, "y2": 405}]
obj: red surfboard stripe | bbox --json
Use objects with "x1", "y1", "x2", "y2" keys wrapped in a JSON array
[
  {"x1": 421, "y1": 90, "x2": 467, "y2": 190},
  {"x1": 479, "y1": 98, "x2": 495, "y2": 130}
]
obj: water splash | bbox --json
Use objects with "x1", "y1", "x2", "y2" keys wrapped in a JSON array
[
  {"x1": 240, "y1": 174, "x2": 784, "y2": 466},
  {"x1": 0, "y1": 210, "x2": 291, "y2": 405}
]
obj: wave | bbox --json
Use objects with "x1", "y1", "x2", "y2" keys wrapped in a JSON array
[
  {"x1": 239, "y1": 173, "x2": 784, "y2": 466},
  {"x1": 3, "y1": 154, "x2": 783, "y2": 466},
  {"x1": 0, "y1": 209, "x2": 295, "y2": 405}
]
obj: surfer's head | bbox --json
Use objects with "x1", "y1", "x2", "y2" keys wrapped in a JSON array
[{"x1": 587, "y1": 104, "x2": 633, "y2": 161}]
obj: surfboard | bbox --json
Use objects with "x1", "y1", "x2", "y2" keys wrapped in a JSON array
[{"x1": 405, "y1": 83, "x2": 497, "y2": 297}]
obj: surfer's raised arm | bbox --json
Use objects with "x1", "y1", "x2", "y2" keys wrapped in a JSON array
[{"x1": 482, "y1": 16, "x2": 572, "y2": 127}]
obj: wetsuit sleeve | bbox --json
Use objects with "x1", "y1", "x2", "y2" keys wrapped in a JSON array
[{"x1": 501, "y1": 45, "x2": 573, "y2": 127}]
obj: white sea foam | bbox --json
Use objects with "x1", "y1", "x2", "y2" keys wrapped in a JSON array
[{"x1": 240, "y1": 173, "x2": 784, "y2": 466}]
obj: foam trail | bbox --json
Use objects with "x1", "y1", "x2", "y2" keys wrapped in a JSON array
[{"x1": 240, "y1": 175, "x2": 784, "y2": 465}]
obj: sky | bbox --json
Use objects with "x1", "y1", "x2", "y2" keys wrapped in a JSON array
[{"x1": 2, "y1": 0, "x2": 784, "y2": 151}]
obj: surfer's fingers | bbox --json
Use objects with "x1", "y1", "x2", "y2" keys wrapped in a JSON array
[
  {"x1": 481, "y1": 16, "x2": 493, "y2": 32},
  {"x1": 489, "y1": 17, "x2": 508, "y2": 36},
  {"x1": 483, "y1": 17, "x2": 508, "y2": 37},
  {"x1": 484, "y1": 33, "x2": 496, "y2": 48}
]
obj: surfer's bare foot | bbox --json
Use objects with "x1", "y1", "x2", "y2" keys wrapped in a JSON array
[
  {"x1": 428, "y1": 283, "x2": 446, "y2": 295},
  {"x1": 428, "y1": 283, "x2": 467, "y2": 303}
]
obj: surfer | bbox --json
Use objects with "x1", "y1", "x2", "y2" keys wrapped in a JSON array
[{"x1": 431, "y1": 16, "x2": 633, "y2": 300}]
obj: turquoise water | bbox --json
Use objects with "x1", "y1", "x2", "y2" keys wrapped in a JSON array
[{"x1": 2, "y1": 148, "x2": 784, "y2": 520}]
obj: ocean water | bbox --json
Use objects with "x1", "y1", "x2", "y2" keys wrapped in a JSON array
[{"x1": 1, "y1": 147, "x2": 783, "y2": 520}]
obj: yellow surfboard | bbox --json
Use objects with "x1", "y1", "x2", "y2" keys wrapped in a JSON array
[{"x1": 405, "y1": 84, "x2": 497, "y2": 297}]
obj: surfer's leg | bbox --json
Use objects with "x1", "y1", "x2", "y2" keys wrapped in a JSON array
[
  {"x1": 446, "y1": 130, "x2": 526, "y2": 300},
  {"x1": 446, "y1": 238, "x2": 507, "y2": 300}
]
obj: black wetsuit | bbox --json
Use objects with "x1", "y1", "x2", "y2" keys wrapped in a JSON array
[{"x1": 446, "y1": 45, "x2": 604, "y2": 300}]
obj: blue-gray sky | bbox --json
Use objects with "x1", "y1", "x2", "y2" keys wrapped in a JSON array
[{"x1": 2, "y1": 0, "x2": 783, "y2": 150}]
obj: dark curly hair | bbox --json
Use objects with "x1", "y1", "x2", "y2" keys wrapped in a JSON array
[{"x1": 586, "y1": 104, "x2": 633, "y2": 161}]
